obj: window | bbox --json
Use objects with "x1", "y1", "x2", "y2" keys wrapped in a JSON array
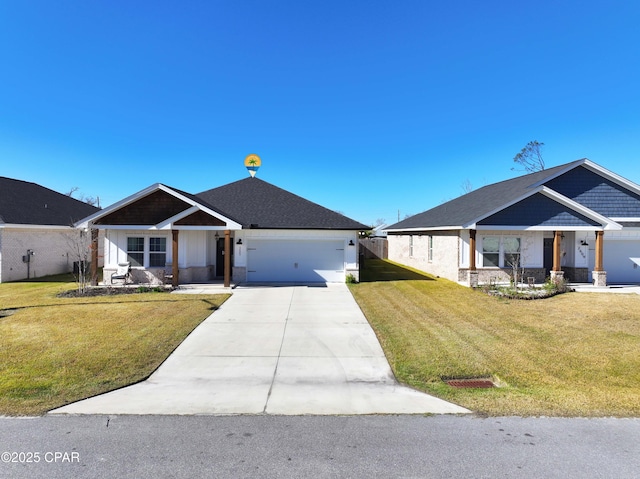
[
  {"x1": 127, "y1": 237, "x2": 144, "y2": 267},
  {"x1": 482, "y1": 236, "x2": 521, "y2": 268},
  {"x1": 126, "y1": 236, "x2": 168, "y2": 267},
  {"x1": 482, "y1": 237, "x2": 500, "y2": 267},
  {"x1": 409, "y1": 235, "x2": 414, "y2": 257},
  {"x1": 503, "y1": 237, "x2": 521, "y2": 268},
  {"x1": 149, "y1": 237, "x2": 167, "y2": 267},
  {"x1": 428, "y1": 235, "x2": 433, "y2": 262}
]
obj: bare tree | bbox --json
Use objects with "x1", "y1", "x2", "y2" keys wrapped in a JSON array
[
  {"x1": 67, "y1": 187, "x2": 101, "y2": 207},
  {"x1": 460, "y1": 179, "x2": 473, "y2": 194},
  {"x1": 81, "y1": 195, "x2": 100, "y2": 207},
  {"x1": 512, "y1": 140, "x2": 545, "y2": 173},
  {"x1": 64, "y1": 228, "x2": 95, "y2": 294}
]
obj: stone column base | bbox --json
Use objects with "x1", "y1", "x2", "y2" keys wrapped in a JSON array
[
  {"x1": 550, "y1": 270, "x2": 564, "y2": 284},
  {"x1": 592, "y1": 271, "x2": 607, "y2": 287},
  {"x1": 468, "y1": 270, "x2": 479, "y2": 288}
]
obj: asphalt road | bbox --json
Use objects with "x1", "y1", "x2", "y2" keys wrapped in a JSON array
[{"x1": 0, "y1": 415, "x2": 638, "y2": 478}]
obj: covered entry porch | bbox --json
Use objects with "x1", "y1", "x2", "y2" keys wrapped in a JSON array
[
  {"x1": 463, "y1": 228, "x2": 609, "y2": 287},
  {"x1": 78, "y1": 184, "x2": 243, "y2": 288}
]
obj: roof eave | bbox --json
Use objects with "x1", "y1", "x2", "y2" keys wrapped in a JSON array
[
  {"x1": 385, "y1": 225, "x2": 462, "y2": 233},
  {"x1": 0, "y1": 223, "x2": 75, "y2": 230}
]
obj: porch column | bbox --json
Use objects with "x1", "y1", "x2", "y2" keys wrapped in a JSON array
[
  {"x1": 552, "y1": 231, "x2": 563, "y2": 272},
  {"x1": 593, "y1": 230, "x2": 607, "y2": 287},
  {"x1": 551, "y1": 230, "x2": 564, "y2": 283},
  {"x1": 468, "y1": 229, "x2": 478, "y2": 288},
  {"x1": 224, "y1": 229, "x2": 231, "y2": 288},
  {"x1": 172, "y1": 230, "x2": 179, "y2": 288},
  {"x1": 469, "y1": 229, "x2": 477, "y2": 271},
  {"x1": 90, "y1": 228, "x2": 99, "y2": 286},
  {"x1": 594, "y1": 231, "x2": 604, "y2": 271}
]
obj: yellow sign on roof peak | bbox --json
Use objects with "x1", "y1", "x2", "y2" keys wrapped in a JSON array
[{"x1": 244, "y1": 154, "x2": 261, "y2": 177}]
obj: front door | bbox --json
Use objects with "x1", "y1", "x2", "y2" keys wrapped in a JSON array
[{"x1": 215, "y1": 237, "x2": 233, "y2": 278}]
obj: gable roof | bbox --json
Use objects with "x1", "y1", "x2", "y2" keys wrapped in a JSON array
[
  {"x1": 76, "y1": 183, "x2": 243, "y2": 230},
  {"x1": 386, "y1": 159, "x2": 640, "y2": 232},
  {"x1": 77, "y1": 177, "x2": 369, "y2": 231},
  {"x1": 196, "y1": 177, "x2": 369, "y2": 230},
  {"x1": 0, "y1": 177, "x2": 100, "y2": 226}
]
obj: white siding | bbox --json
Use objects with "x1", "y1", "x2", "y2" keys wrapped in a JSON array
[
  {"x1": 587, "y1": 230, "x2": 640, "y2": 283},
  {"x1": 235, "y1": 229, "x2": 359, "y2": 283}
]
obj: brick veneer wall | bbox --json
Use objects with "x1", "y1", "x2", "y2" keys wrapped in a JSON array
[
  {"x1": 0, "y1": 228, "x2": 75, "y2": 282},
  {"x1": 388, "y1": 231, "x2": 460, "y2": 281},
  {"x1": 458, "y1": 267, "x2": 547, "y2": 284}
]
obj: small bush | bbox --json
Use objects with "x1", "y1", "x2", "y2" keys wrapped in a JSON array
[
  {"x1": 345, "y1": 273, "x2": 358, "y2": 284},
  {"x1": 481, "y1": 277, "x2": 571, "y2": 300}
]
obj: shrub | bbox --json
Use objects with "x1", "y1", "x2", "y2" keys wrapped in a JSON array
[{"x1": 345, "y1": 273, "x2": 358, "y2": 284}]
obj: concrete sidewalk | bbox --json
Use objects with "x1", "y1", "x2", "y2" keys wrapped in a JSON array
[
  {"x1": 570, "y1": 283, "x2": 640, "y2": 294},
  {"x1": 50, "y1": 284, "x2": 469, "y2": 416}
]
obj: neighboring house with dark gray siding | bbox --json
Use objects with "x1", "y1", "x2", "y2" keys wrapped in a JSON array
[
  {"x1": 0, "y1": 177, "x2": 100, "y2": 282},
  {"x1": 385, "y1": 159, "x2": 640, "y2": 286}
]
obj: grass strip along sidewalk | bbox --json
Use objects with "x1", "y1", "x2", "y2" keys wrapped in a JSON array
[
  {"x1": 0, "y1": 276, "x2": 229, "y2": 416},
  {"x1": 349, "y1": 260, "x2": 640, "y2": 417}
]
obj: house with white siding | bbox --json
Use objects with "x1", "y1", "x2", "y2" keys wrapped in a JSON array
[
  {"x1": 76, "y1": 177, "x2": 368, "y2": 286},
  {"x1": 385, "y1": 159, "x2": 640, "y2": 287}
]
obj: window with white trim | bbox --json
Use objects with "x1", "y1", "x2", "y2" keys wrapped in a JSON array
[
  {"x1": 482, "y1": 236, "x2": 521, "y2": 268},
  {"x1": 428, "y1": 235, "x2": 433, "y2": 262},
  {"x1": 127, "y1": 237, "x2": 144, "y2": 267},
  {"x1": 149, "y1": 237, "x2": 167, "y2": 267},
  {"x1": 409, "y1": 235, "x2": 414, "y2": 257},
  {"x1": 503, "y1": 237, "x2": 521, "y2": 269},
  {"x1": 126, "y1": 236, "x2": 168, "y2": 267}
]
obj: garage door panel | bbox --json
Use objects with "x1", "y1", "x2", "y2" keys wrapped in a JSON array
[
  {"x1": 603, "y1": 240, "x2": 640, "y2": 283},
  {"x1": 247, "y1": 240, "x2": 345, "y2": 282}
]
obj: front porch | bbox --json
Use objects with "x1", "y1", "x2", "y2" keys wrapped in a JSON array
[
  {"x1": 82, "y1": 184, "x2": 245, "y2": 290},
  {"x1": 462, "y1": 229, "x2": 608, "y2": 288}
]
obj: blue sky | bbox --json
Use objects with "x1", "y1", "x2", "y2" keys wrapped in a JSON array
[{"x1": 2, "y1": 1, "x2": 640, "y2": 226}]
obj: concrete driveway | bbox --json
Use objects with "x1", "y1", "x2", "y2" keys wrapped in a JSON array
[{"x1": 51, "y1": 284, "x2": 469, "y2": 415}]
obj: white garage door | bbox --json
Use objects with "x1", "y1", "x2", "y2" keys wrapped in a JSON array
[
  {"x1": 600, "y1": 240, "x2": 640, "y2": 284},
  {"x1": 247, "y1": 239, "x2": 345, "y2": 283}
]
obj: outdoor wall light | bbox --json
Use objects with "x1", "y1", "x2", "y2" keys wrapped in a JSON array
[
  {"x1": 236, "y1": 239, "x2": 242, "y2": 245},
  {"x1": 580, "y1": 240, "x2": 589, "y2": 246},
  {"x1": 348, "y1": 240, "x2": 355, "y2": 246}
]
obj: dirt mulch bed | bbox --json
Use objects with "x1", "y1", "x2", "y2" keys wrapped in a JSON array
[{"x1": 58, "y1": 286, "x2": 174, "y2": 298}]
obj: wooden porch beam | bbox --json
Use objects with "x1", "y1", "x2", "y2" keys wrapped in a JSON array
[
  {"x1": 90, "y1": 228, "x2": 99, "y2": 286},
  {"x1": 224, "y1": 229, "x2": 231, "y2": 288},
  {"x1": 553, "y1": 230, "x2": 563, "y2": 272},
  {"x1": 172, "y1": 230, "x2": 179, "y2": 287},
  {"x1": 594, "y1": 231, "x2": 604, "y2": 271}
]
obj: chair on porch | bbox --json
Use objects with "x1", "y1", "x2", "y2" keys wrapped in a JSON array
[
  {"x1": 162, "y1": 263, "x2": 174, "y2": 285},
  {"x1": 110, "y1": 262, "x2": 131, "y2": 285}
]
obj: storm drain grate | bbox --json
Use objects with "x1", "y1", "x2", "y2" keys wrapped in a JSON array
[{"x1": 444, "y1": 377, "x2": 496, "y2": 388}]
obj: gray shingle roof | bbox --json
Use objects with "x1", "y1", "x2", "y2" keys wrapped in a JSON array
[
  {"x1": 196, "y1": 177, "x2": 368, "y2": 230},
  {"x1": 0, "y1": 177, "x2": 100, "y2": 226},
  {"x1": 386, "y1": 161, "x2": 583, "y2": 230}
]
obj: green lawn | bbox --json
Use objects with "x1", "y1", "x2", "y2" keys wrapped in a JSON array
[
  {"x1": 0, "y1": 275, "x2": 229, "y2": 416},
  {"x1": 349, "y1": 259, "x2": 640, "y2": 417}
]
